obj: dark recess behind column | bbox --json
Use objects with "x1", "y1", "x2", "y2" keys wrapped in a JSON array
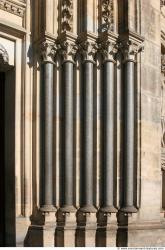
[
  {"x1": 0, "y1": 69, "x2": 16, "y2": 246},
  {"x1": 0, "y1": 72, "x2": 5, "y2": 247}
]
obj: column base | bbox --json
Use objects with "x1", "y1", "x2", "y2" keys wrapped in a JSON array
[
  {"x1": 56, "y1": 209, "x2": 77, "y2": 247},
  {"x1": 78, "y1": 205, "x2": 97, "y2": 213},
  {"x1": 24, "y1": 208, "x2": 56, "y2": 247},
  {"x1": 40, "y1": 204, "x2": 57, "y2": 212},
  {"x1": 99, "y1": 205, "x2": 118, "y2": 213},
  {"x1": 120, "y1": 206, "x2": 138, "y2": 213},
  {"x1": 96, "y1": 211, "x2": 117, "y2": 247},
  {"x1": 59, "y1": 205, "x2": 77, "y2": 213},
  {"x1": 76, "y1": 209, "x2": 97, "y2": 247}
]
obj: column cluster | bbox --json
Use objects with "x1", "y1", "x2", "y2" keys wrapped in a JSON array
[
  {"x1": 38, "y1": 32, "x2": 144, "y2": 215},
  {"x1": 25, "y1": 0, "x2": 146, "y2": 247}
]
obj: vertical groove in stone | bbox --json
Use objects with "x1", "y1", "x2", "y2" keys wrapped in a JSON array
[
  {"x1": 80, "y1": 0, "x2": 97, "y2": 33},
  {"x1": 54, "y1": 56, "x2": 61, "y2": 208},
  {"x1": 75, "y1": 56, "x2": 82, "y2": 207},
  {"x1": 116, "y1": 52, "x2": 122, "y2": 209},
  {"x1": 94, "y1": 55, "x2": 102, "y2": 208},
  {"x1": 24, "y1": 0, "x2": 32, "y2": 217}
]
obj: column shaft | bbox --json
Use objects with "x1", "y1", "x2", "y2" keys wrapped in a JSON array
[
  {"x1": 62, "y1": 62, "x2": 75, "y2": 211},
  {"x1": 41, "y1": 62, "x2": 55, "y2": 211},
  {"x1": 102, "y1": 61, "x2": 117, "y2": 212},
  {"x1": 122, "y1": 61, "x2": 137, "y2": 212},
  {"x1": 81, "y1": 61, "x2": 96, "y2": 212}
]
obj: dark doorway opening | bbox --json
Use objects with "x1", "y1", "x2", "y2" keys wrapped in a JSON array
[
  {"x1": 0, "y1": 72, "x2": 5, "y2": 246},
  {"x1": 0, "y1": 69, "x2": 16, "y2": 246}
]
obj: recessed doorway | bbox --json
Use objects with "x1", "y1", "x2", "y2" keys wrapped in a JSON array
[{"x1": 0, "y1": 68, "x2": 16, "y2": 246}]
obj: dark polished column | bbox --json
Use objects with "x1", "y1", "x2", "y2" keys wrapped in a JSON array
[
  {"x1": 122, "y1": 60, "x2": 136, "y2": 212},
  {"x1": 99, "y1": 38, "x2": 118, "y2": 213},
  {"x1": 62, "y1": 61, "x2": 75, "y2": 212},
  {"x1": 83, "y1": 61, "x2": 95, "y2": 211},
  {"x1": 78, "y1": 38, "x2": 97, "y2": 213},
  {"x1": 102, "y1": 61, "x2": 117, "y2": 212},
  {"x1": 58, "y1": 36, "x2": 77, "y2": 212},
  {"x1": 120, "y1": 40, "x2": 142, "y2": 213},
  {"x1": 40, "y1": 41, "x2": 56, "y2": 212}
]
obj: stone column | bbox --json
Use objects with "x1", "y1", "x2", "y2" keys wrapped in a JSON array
[
  {"x1": 99, "y1": 34, "x2": 118, "y2": 213},
  {"x1": 55, "y1": 33, "x2": 77, "y2": 247},
  {"x1": 120, "y1": 39, "x2": 143, "y2": 213},
  {"x1": 40, "y1": 41, "x2": 57, "y2": 212},
  {"x1": 76, "y1": 33, "x2": 97, "y2": 247},
  {"x1": 24, "y1": 41, "x2": 57, "y2": 247},
  {"x1": 78, "y1": 34, "x2": 97, "y2": 213},
  {"x1": 96, "y1": 32, "x2": 118, "y2": 248},
  {"x1": 57, "y1": 33, "x2": 78, "y2": 212}
]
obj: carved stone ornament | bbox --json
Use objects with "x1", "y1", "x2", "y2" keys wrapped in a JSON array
[
  {"x1": 78, "y1": 39, "x2": 97, "y2": 63},
  {"x1": 58, "y1": 39, "x2": 77, "y2": 63},
  {"x1": 98, "y1": 40, "x2": 117, "y2": 62},
  {"x1": 162, "y1": 54, "x2": 165, "y2": 74},
  {"x1": 161, "y1": 0, "x2": 165, "y2": 8},
  {"x1": 100, "y1": 0, "x2": 114, "y2": 32},
  {"x1": 0, "y1": 43, "x2": 9, "y2": 65},
  {"x1": 120, "y1": 40, "x2": 144, "y2": 62},
  {"x1": 61, "y1": 0, "x2": 73, "y2": 32},
  {"x1": 0, "y1": 0, "x2": 25, "y2": 17},
  {"x1": 40, "y1": 41, "x2": 57, "y2": 64}
]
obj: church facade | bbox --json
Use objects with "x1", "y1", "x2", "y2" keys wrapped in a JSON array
[{"x1": 0, "y1": 0, "x2": 165, "y2": 247}]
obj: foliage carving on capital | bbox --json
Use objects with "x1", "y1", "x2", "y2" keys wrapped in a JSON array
[
  {"x1": 57, "y1": 39, "x2": 78, "y2": 63},
  {"x1": 0, "y1": 43, "x2": 9, "y2": 65},
  {"x1": 40, "y1": 41, "x2": 57, "y2": 64},
  {"x1": 119, "y1": 40, "x2": 144, "y2": 62},
  {"x1": 78, "y1": 40, "x2": 97, "y2": 63},
  {"x1": 98, "y1": 40, "x2": 117, "y2": 62},
  {"x1": 61, "y1": 0, "x2": 73, "y2": 32}
]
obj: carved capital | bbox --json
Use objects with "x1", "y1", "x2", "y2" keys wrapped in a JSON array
[
  {"x1": 0, "y1": 43, "x2": 9, "y2": 65},
  {"x1": 77, "y1": 33, "x2": 97, "y2": 63},
  {"x1": 61, "y1": 0, "x2": 73, "y2": 32},
  {"x1": 57, "y1": 33, "x2": 77, "y2": 63},
  {"x1": 119, "y1": 40, "x2": 144, "y2": 63},
  {"x1": 57, "y1": 40, "x2": 77, "y2": 63},
  {"x1": 79, "y1": 40, "x2": 97, "y2": 63},
  {"x1": 40, "y1": 41, "x2": 57, "y2": 64},
  {"x1": 98, "y1": 40, "x2": 117, "y2": 62}
]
